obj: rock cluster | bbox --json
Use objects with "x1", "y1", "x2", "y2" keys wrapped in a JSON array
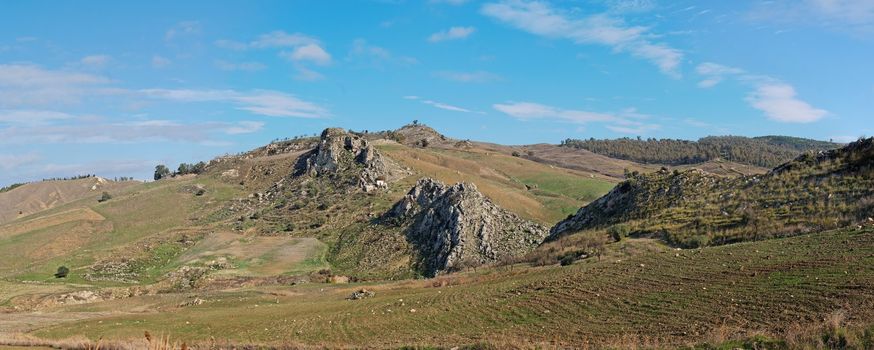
[
  {"x1": 295, "y1": 128, "x2": 403, "y2": 192},
  {"x1": 388, "y1": 178, "x2": 548, "y2": 276},
  {"x1": 347, "y1": 289, "x2": 375, "y2": 300}
]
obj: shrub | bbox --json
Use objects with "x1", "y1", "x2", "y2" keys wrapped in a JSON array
[
  {"x1": 54, "y1": 266, "x2": 69, "y2": 278},
  {"x1": 97, "y1": 191, "x2": 112, "y2": 202},
  {"x1": 607, "y1": 224, "x2": 630, "y2": 242}
]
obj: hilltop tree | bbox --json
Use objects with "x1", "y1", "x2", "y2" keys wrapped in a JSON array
[{"x1": 154, "y1": 165, "x2": 171, "y2": 180}]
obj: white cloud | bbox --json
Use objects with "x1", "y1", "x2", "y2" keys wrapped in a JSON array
[
  {"x1": 434, "y1": 70, "x2": 502, "y2": 83},
  {"x1": 695, "y1": 62, "x2": 745, "y2": 88},
  {"x1": 749, "y1": 0, "x2": 874, "y2": 33},
  {"x1": 747, "y1": 83, "x2": 828, "y2": 123},
  {"x1": 493, "y1": 102, "x2": 616, "y2": 123},
  {"x1": 215, "y1": 60, "x2": 266, "y2": 72},
  {"x1": 492, "y1": 101, "x2": 660, "y2": 134},
  {"x1": 430, "y1": 0, "x2": 470, "y2": 4},
  {"x1": 283, "y1": 44, "x2": 332, "y2": 65},
  {"x1": 695, "y1": 62, "x2": 828, "y2": 123},
  {"x1": 349, "y1": 39, "x2": 418, "y2": 67},
  {"x1": 428, "y1": 26, "x2": 476, "y2": 42},
  {"x1": 0, "y1": 64, "x2": 110, "y2": 106},
  {"x1": 140, "y1": 89, "x2": 330, "y2": 118},
  {"x1": 165, "y1": 21, "x2": 201, "y2": 40},
  {"x1": 80, "y1": 55, "x2": 111, "y2": 67},
  {"x1": 152, "y1": 55, "x2": 171, "y2": 68},
  {"x1": 214, "y1": 39, "x2": 248, "y2": 50},
  {"x1": 481, "y1": 0, "x2": 682, "y2": 76},
  {"x1": 224, "y1": 121, "x2": 265, "y2": 135},
  {"x1": 0, "y1": 110, "x2": 75, "y2": 125},
  {"x1": 293, "y1": 66, "x2": 325, "y2": 81},
  {"x1": 0, "y1": 152, "x2": 40, "y2": 170},
  {"x1": 251, "y1": 31, "x2": 319, "y2": 48},
  {"x1": 403, "y1": 96, "x2": 478, "y2": 113}
]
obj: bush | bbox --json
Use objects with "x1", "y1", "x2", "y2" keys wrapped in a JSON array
[
  {"x1": 97, "y1": 191, "x2": 112, "y2": 202},
  {"x1": 54, "y1": 266, "x2": 69, "y2": 278},
  {"x1": 607, "y1": 224, "x2": 630, "y2": 242}
]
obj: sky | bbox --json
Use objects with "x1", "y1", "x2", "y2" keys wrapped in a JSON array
[{"x1": 1, "y1": 0, "x2": 873, "y2": 185}]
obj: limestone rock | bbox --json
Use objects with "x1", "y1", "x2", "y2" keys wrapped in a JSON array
[
  {"x1": 388, "y1": 178, "x2": 547, "y2": 276},
  {"x1": 295, "y1": 128, "x2": 404, "y2": 191}
]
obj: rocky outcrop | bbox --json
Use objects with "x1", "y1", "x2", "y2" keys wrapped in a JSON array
[
  {"x1": 295, "y1": 128, "x2": 404, "y2": 192},
  {"x1": 388, "y1": 178, "x2": 548, "y2": 276}
]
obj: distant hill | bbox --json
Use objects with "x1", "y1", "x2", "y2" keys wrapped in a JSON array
[
  {"x1": 0, "y1": 177, "x2": 138, "y2": 223},
  {"x1": 559, "y1": 135, "x2": 841, "y2": 168},
  {"x1": 551, "y1": 137, "x2": 874, "y2": 247}
]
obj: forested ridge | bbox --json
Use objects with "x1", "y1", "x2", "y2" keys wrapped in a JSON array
[{"x1": 560, "y1": 135, "x2": 841, "y2": 168}]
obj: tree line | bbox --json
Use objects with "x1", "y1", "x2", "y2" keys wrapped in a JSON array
[
  {"x1": 559, "y1": 135, "x2": 840, "y2": 168},
  {"x1": 154, "y1": 162, "x2": 207, "y2": 180}
]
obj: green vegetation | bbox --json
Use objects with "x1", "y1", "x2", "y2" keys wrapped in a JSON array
[
  {"x1": 0, "y1": 183, "x2": 25, "y2": 193},
  {"x1": 553, "y1": 138, "x2": 874, "y2": 248},
  {"x1": 24, "y1": 227, "x2": 874, "y2": 349},
  {"x1": 561, "y1": 135, "x2": 840, "y2": 168},
  {"x1": 53, "y1": 266, "x2": 68, "y2": 278}
]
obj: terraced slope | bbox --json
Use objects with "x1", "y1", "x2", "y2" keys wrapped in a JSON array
[
  {"x1": 0, "y1": 177, "x2": 137, "y2": 224},
  {"x1": 23, "y1": 227, "x2": 874, "y2": 348}
]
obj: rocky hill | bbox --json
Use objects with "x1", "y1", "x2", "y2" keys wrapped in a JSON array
[
  {"x1": 551, "y1": 138, "x2": 874, "y2": 247},
  {"x1": 386, "y1": 178, "x2": 547, "y2": 276},
  {"x1": 294, "y1": 127, "x2": 406, "y2": 192}
]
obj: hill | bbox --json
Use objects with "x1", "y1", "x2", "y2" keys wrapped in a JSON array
[
  {"x1": 0, "y1": 177, "x2": 138, "y2": 224},
  {"x1": 1, "y1": 125, "x2": 872, "y2": 349},
  {"x1": 560, "y1": 135, "x2": 841, "y2": 168},
  {"x1": 551, "y1": 137, "x2": 874, "y2": 248}
]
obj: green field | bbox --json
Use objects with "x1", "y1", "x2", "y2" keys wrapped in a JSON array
[{"x1": 2, "y1": 227, "x2": 867, "y2": 349}]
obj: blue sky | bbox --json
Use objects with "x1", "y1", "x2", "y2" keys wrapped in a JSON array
[{"x1": 1, "y1": 0, "x2": 872, "y2": 184}]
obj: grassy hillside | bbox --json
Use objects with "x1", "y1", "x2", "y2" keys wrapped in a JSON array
[
  {"x1": 551, "y1": 138, "x2": 874, "y2": 248},
  {"x1": 0, "y1": 177, "x2": 138, "y2": 224},
  {"x1": 377, "y1": 142, "x2": 616, "y2": 224},
  {"x1": 14, "y1": 226, "x2": 874, "y2": 349}
]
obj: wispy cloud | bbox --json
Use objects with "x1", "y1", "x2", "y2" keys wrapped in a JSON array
[
  {"x1": 749, "y1": 0, "x2": 874, "y2": 34},
  {"x1": 140, "y1": 89, "x2": 330, "y2": 118},
  {"x1": 0, "y1": 152, "x2": 40, "y2": 170},
  {"x1": 0, "y1": 117, "x2": 264, "y2": 145},
  {"x1": 481, "y1": 0, "x2": 682, "y2": 77},
  {"x1": 403, "y1": 96, "x2": 479, "y2": 113},
  {"x1": 80, "y1": 55, "x2": 111, "y2": 68},
  {"x1": 152, "y1": 55, "x2": 171, "y2": 68},
  {"x1": 434, "y1": 70, "x2": 503, "y2": 83},
  {"x1": 349, "y1": 39, "x2": 418, "y2": 67},
  {"x1": 216, "y1": 31, "x2": 330, "y2": 78},
  {"x1": 492, "y1": 101, "x2": 660, "y2": 134},
  {"x1": 428, "y1": 26, "x2": 476, "y2": 42},
  {"x1": 695, "y1": 62, "x2": 828, "y2": 123},
  {"x1": 215, "y1": 60, "x2": 266, "y2": 72},
  {"x1": 0, "y1": 64, "x2": 111, "y2": 107},
  {"x1": 165, "y1": 21, "x2": 201, "y2": 41}
]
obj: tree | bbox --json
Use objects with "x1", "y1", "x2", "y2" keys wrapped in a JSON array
[
  {"x1": 412, "y1": 119, "x2": 419, "y2": 125},
  {"x1": 154, "y1": 165, "x2": 170, "y2": 180},
  {"x1": 54, "y1": 266, "x2": 69, "y2": 278},
  {"x1": 98, "y1": 191, "x2": 112, "y2": 202}
]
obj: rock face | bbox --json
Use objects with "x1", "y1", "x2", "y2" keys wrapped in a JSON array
[
  {"x1": 388, "y1": 178, "x2": 548, "y2": 276},
  {"x1": 295, "y1": 128, "x2": 403, "y2": 191}
]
